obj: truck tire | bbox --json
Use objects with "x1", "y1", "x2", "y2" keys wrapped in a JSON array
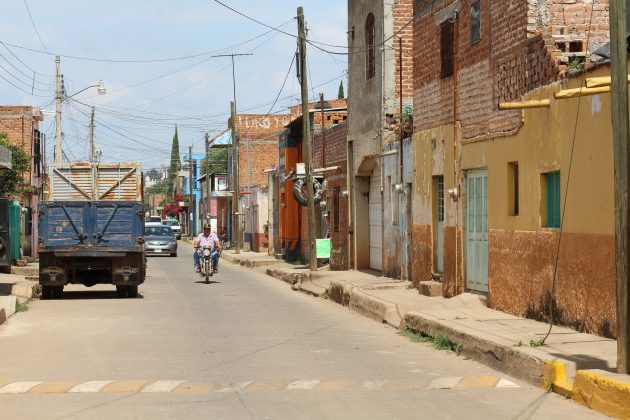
[
  {"x1": 41, "y1": 285, "x2": 53, "y2": 300},
  {"x1": 127, "y1": 285, "x2": 138, "y2": 298},
  {"x1": 52, "y1": 286, "x2": 64, "y2": 299},
  {"x1": 116, "y1": 285, "x2": 128, "y2": 298},
  {"x1": 292, "y1": 177, "x2": 323, "y2": 206}
]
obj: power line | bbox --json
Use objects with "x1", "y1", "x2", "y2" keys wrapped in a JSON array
[
  {"x1": 0, "y1": 18, "x2": 295, "y2": 64},
  {"x1": 265, "y1": 49, "x2": 297, "y2": 115},
  {"x1": 22, "y1": 0, "x2": 48, "y2": 53},
  {"x1": 0, "y1": 40, "x2": 53, "y2": 78}
]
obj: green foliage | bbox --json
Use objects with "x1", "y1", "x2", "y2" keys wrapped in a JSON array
[
  {"x1": 168, "y1": 126, "x2": 181, "y2": 196},
  {"x1": 338, "y1": 81, "x2": 345, "y2": 99},
  {"x1": 0, "y1": 133, "x2": 31, "y2": 198},
  {"x1": 17, "y1": 303, "x2": 28, "y2": 312},
  {"x1": 399, "y1": 328, "x2": 463, "y2": 355},
  {"x1": 201, "y1": 147, "x2": 228, "y2": 176},
  {"x1": 530, "y1": 338, "x2": 546, "y2": 347},
  {"x1": 145, "y1": 179, "x2": 171, "y2": 195},
  {"x1": 322, "y1": 290, "x2": 330, "y2": 300},
  {"x1": 568, "y1": 57, "x2": 583, "y2": 72}
]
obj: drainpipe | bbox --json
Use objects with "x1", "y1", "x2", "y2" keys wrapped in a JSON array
[{"x1": 451, "y1": 11, "x2": 461, "y2": 294}]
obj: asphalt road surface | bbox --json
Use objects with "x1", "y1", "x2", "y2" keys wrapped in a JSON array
[{"x1": 0, "y1": 244, "x2": 602, "y2": 419}]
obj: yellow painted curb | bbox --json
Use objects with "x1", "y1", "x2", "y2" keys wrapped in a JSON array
[
  {"x1": 244, "y1": 380, "x2": 291, "y2": 392},
  {"x1": 543, "y1": 360, "x2": 573, "y2": 397},
  {"x1": 572, "y1": 369, "x2": 630, "y2": 419}
]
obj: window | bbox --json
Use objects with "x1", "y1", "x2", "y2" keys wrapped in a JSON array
[
  {"x1": 333, "y1": 188, "x2": 340, "y2": 232},
  {"x1": 508, "y1": 162, "x2": 519, "y2": 216},
  {"x1": 470, "y1": 1, "x2": 481, "y2": 44},
  {"x1": 366, "y1": 13, "x2": 376, "y2": 80},
  {"x1": 440, "y1": 21, "x2": 454, "y2": 78},
  {"x1": 545, "y1": 171, "x2": 561, "y2": 228}
]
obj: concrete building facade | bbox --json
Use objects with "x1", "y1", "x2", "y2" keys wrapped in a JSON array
[{"x1": 347, "y1": 0, "x2": 414, "y2": 277}]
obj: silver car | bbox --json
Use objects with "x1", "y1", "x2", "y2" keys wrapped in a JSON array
[
  {"x1": 162, "y1": 219, "x2": 182, "y2": 239},
  {"x1": 145, "y1": 224, "x2": 178, "y2": 257}
]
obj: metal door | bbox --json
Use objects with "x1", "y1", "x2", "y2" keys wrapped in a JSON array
[
  {"x1": 435, "y1": 176, "x2": 444, "y2": 273},
  {"x1": 369, "y1": 166, "x2": 382, "y2": 271},
  {"x1": 466, "y1": 170, "x2": 488, "y2": 292}
]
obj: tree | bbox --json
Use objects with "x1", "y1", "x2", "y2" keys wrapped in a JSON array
[
  {"x1": 0, "y1": 133, "x2": 30, "y2": 198},
  {"x1": 201, "y1": 147, "x2": 228, "y2": 177},
  {"x1": 145, "y1": 179, "x2": 170, "y2": 195},
  {"x1": 168, "y1": 126, "x2": 181, "y2": 196},
  {"x1": 338, "y1": 80, "x2": 345, "y2": 99}
]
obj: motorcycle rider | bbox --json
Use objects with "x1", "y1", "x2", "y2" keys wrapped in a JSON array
[{"x1": 193, "y1": 224, "x2": 221, "y2": 273}]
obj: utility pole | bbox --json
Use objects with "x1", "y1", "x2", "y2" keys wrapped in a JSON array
[
  {"x1": 54, "y1": 56, "x2": 63, "y2": 164},
  {"x1": 89, "y1": 106, "x2": 96, "y2": 199},
  {"x1": 611, "y1": 0, "x2": 630, "y2": 374},
  {"x1": 89, "y1": 107, "x2": 95, "y2": 163},
  {"x1": 231, "y1": 101, "x2": 241, "y2": 254},
  {"x1": 212, "y1": 53, "x2": 251, "y2": 253},
  {"x1": 320, "y1": 93, "x2": 326, "y2": 168},
  {"x1": 205, "y1": 132, "x2": 210, "y2": 226},
  {"x1": 189, "y1": 145, "x2": 194, "y2": 239},
  {"x1": 298, "y1": 6, "x2": 317, "y2": 271}
]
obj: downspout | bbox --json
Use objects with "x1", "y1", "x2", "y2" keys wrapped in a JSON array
[{"x1": 451, "y1": 11, "x2": 461, "y2": 295}]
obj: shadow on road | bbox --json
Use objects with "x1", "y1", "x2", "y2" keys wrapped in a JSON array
[
  {"x1": 46, "y1": 291, "x2": 145, "y2": 300},
  {"x1": 194, "y1": 280, "x2": 221, "y2": 285}
]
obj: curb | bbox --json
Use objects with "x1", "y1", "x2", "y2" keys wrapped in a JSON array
[
  {"x1": 571, "y1": 369, "x2": 630, "y2": 418},
  {"x1": 253, "y1": 256, "x2": 630, "y2": 418},
  {"x1": 0, "y1": 295, "x2": 17, "y2": 326}
]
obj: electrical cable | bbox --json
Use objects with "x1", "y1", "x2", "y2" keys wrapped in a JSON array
[
  {"x1": 0, "y1": 40, "x2": 53, "y2": 78},
  {"x1": 23, "y1": 0, "x2": 48, "y2": 53},
  {"x1": 0, "y1": 18, "x2": 294, "y2": 64},
  {"x1": 540, "y1": 4, "x2": 596, "y2": 345},
  {"x1": 264, "y1": 49, "x2": 297, "y2": 116}
]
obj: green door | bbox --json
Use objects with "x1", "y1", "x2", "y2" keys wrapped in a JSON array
[
  {"x1": 9, "y1": 200, "x2": 21, "y2": 262},
  {"x1": 466, "y1": 170, "x2": 488, "y2": 292}
]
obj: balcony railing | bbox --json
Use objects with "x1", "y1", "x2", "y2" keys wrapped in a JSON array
[{"x1": 0, "y1": 145, "x2": 11, "y2": 169}]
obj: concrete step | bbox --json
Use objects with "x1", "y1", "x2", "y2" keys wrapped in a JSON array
[
  {"x1": 419, "y1": 281, "x2": 442, "y2": 297},
  {"x1": 11, "y1": 282, "x2": 40, "y2": 299},
  {"x1": 0, "y1": 295, "x2": 17, "y2": 325},
  {"x1": 11, "y1": 264, "x2": 39, "y2": 277}
]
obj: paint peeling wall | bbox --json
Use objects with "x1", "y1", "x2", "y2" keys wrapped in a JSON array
[{"x1": 411, "y1": 64, "x2": 618, "y2": 337}]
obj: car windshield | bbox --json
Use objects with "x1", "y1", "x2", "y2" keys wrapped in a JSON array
[
  {"x1": 162, "y1": 220, "x2": 179, "y2": 227},
  {"x1": 145, "y1": 227, "x2": 172, "y2": 237}
]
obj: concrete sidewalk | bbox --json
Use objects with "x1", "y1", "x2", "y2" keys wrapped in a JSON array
[
  {"x1": 0, "y1": 271, "x2": 40, "y2": 326},
  {"x1": 224, "y1": 251, "x2": 630, "y2": 418}
]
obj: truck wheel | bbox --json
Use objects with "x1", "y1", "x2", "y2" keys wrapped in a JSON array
[
  {"x1": 127, "y1": 285, "x2": 138, "y2": 298},
  {"x1": 170, "y1": 252, "x2": 177, "y2": 257},
  {"x1": 52, "y1": 286, "x2": 64, "y2": 299},
  {"x1": 41, "y1": 285, "x2": 53, "y2": 300},
  {"x1": 116, "y1": 285, "x2": 128, "y2": 298}
]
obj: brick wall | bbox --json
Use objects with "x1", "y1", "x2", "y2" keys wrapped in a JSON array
[
  {"x1": 231, "y1": 114, "x2": 290, "y2": 189},
  {"x1": 413, "y1": 0, "x2": 608, "y2": 139},
  {"x1": 0, "y1": 106, "x2": 36, "y2": 156},
  {"x1": 313, "y1": 122, "x2": 349, "y2": 270},
  {"x1": 393, "y1": 0, "x2": 415, "y2": 104}
]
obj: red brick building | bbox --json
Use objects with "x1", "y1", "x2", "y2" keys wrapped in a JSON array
[{"x1": 0, "y1": 106, "x2": 45, "y2": 257}]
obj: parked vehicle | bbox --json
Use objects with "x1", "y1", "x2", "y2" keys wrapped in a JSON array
[
  {"x1": 145, "y1": 225, "x2": 177, "y2": 257},
  {"x1": 161, "y1": 219, "x2": 181, "y2": 239},
  {"x1": 38, "y1": 200, "x2": 145, "y2": 298},
  {"x1": 145, "y1": 216, "x2": 162, "y2": 223},
  {"x1": 39, "y1": 161, "x2": 145, "y2": 298}
]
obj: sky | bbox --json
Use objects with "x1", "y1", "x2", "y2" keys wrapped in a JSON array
[{"x1": 0, "y1": 0, "x2": 348, "y2": 171}]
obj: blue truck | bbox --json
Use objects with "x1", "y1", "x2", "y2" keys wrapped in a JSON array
[{"x1": 38, "y1": 162, "x2": 146, "y2": 298}]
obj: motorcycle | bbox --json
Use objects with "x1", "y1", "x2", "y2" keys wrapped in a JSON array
[{"x1": 196, "y1": 246, "x2": 215, "y2": 284}]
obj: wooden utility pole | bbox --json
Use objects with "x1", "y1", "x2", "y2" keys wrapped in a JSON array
[
  {"x1": 89, "y1": 107, "x2": 96, "y2": 199},
  {"x1": 320, "y1": 93, "x2": 326, "y2": 168},
  {"x1": 205, "y1": 132, "x2": 210, "y2": 226},
  {"x1": 231, "y1": 101, "x2": 241, "y2": 254},
  {"x1": 54, "y1": 56, "x2": 63, "y2": 164},
  {"x1": 189, "y1": 145, "x2": 194, "y2": 239},
  {"x1": 611, "y1": 0, "x2": 630, "y2": 374},
  {"x1": 298, "y1": 6, "x2": 317, "y2": 271}
]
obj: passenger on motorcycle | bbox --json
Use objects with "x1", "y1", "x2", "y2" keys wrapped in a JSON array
[{"x1": 193, "y1": 224, "x2": 221, "y2": 273}]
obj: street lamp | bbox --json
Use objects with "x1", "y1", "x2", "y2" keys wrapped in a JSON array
[{"x1": 54, "y1": 55, "x2": 107, "y2": 164}]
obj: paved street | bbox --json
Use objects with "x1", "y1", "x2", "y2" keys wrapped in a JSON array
[{"x1": 0, "y1": 245, "x2": 602, "y2": 419}]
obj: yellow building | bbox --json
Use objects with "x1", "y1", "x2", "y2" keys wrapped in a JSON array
[{"x1": 412, "y1": 63, "x2": 618, "y2": 338}]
